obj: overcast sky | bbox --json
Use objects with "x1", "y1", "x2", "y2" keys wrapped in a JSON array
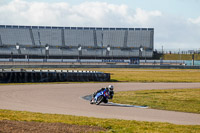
[{"x1": 0, "y1": 0, "x2": 200, "y2": 50}]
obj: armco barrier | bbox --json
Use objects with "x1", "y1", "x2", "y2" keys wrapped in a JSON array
[{"x1": 0, "y1": 69, "x2": 110, "y2": 83}]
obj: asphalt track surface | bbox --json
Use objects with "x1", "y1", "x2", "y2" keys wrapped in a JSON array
[{"x1": 0, "y1": 83, "x2": 200, "y2": 125}]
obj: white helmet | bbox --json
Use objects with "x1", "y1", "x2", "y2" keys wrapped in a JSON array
[{"x1": 108, "y1": 85, "x2": 114, "y2": 90}]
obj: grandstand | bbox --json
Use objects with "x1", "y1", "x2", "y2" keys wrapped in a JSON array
[{"x1": 0, "y1": 25, "x2": 154, "y2": 59}]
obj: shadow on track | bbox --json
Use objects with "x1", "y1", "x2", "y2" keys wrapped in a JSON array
[{"x1": 82, "y1": 95, "x2": 148, "y2": 109}]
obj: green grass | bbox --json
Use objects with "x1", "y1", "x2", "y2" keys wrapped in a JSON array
[
  {"x1": 111, "y1": 88, "x2": 200, "y2": 114},
  {"x1": 102, "y1": 68, "x2": 200, "y2": 82},
  {"x1": 0, "y1": 109, "x2": 200, "y2": 133},
  {"x1": 162, "y1": 54, "x2": 200, "y2": 60}
]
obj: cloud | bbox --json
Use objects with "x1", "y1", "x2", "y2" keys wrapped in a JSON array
[
  {"x1": 188, "y1": 16, "x2": 200, "y2": 25},
  {"x1": 0, "y1": 0, "x2": 162, "y2": 27},
  {"x1": 0, "y1": 0, "x2": 199, "y2": 50},
  {"x1": 152, "y1": 14, "x2": 200, "y2": 50},
  {"x1": 0, "y1": 0, "x2": 71, "y2": 26},
  {"x1": 132, "y1": 8, "x2": 162, "y2": 25}
]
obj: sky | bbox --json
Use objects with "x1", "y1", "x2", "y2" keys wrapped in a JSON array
[{"x1": 0, "y1": 0, "x2": 200, "y2": 51}]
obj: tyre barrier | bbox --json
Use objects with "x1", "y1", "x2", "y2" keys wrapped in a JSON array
[{"x1": 0, "y1": 69, "x2": 110, "y2": 83}]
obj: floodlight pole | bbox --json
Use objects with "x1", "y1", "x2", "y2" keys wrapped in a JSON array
[
  {"x1": 192, "y1": 54, "x2": 194, "y2": 66},
  {"x1": 10, "y1": 52, "x2": 13, "y2": 62},
  {"x1": 16, "y1": 43, "x2": 20, "y2": 59},
  {"x1": 78, "y1": 44, "x2": 82, "y2": 61},
  {"x1": 45, "y1": 44, "x2": 49, "y2": 61},
  {"x1": 139, "y1": 45, "x2": 143, "y2": 59},
  {"x1": 106, "y1": 45, "x2": 110, "y2": 57}
]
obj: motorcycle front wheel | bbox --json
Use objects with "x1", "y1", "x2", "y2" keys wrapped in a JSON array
[{"x1": 96, "y1": 95, "x2": 103, "y2": 105}]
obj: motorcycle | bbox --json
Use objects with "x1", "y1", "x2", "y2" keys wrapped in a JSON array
[{"x1": 90, "y1": 89, "x2": 110, "y2": 105}]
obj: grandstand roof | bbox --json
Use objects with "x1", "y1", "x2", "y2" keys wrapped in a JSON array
[{"x1": 0, "y1": 25, "x2": 154, "y2": 31}]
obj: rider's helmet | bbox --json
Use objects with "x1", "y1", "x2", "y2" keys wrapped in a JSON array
[{"x1": 108, "y1": 85, "x2": 114, "y2": 91}]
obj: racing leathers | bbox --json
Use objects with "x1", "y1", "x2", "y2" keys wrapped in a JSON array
[{"x1": 92, "y1": 88, "x2": 114, "y2": 103}]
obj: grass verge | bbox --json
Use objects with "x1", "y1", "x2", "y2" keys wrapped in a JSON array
[
  {"x1": 111, "y1": 88, "x2": 200, "y2": 114},
  {"x1": 162, "y1": 54, "x2": 200, "y2": 60},
  {"x1": 102, "y1": 68, "x2": 200, "y2": 82},
  {"x1": 0, "y1": 109, "x2": 200, "y2": 133}
]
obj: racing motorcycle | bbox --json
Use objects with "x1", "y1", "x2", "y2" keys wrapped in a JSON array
[{"x1": 90, "y1": 89, "x2": 109, "y2": 105}]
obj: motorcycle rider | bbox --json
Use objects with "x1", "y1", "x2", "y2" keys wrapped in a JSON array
[{"x1": 92, "y1": 85, "x2": 114, "y2": 103}]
